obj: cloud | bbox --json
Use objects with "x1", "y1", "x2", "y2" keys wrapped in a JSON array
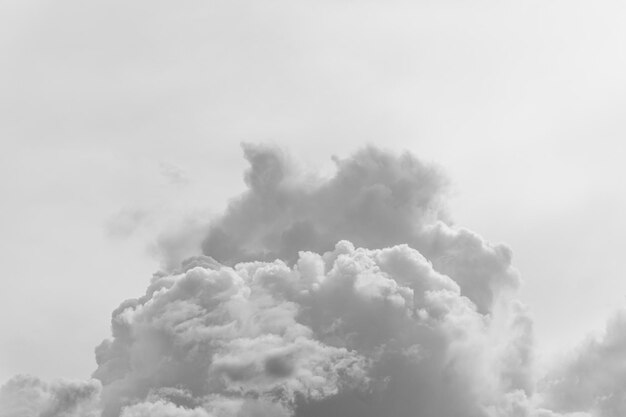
[
  {"x1": 119, "y1": 400, "x2": 211, "y2": 417},
  {"x1": 159, "y1": 163, "x2": 190, "y2": 186},
  {"x1": 539, "y1": 307, "x2": 626, "y2": 417},
  {"x1": 201, "y1": 143, "x2": 449, "y2": 265},
  {"x1": 152, "y1": 216, "x2": 212, "y2": 272},
  {"x1": 2, "y1": 145, "x2": 601, "y2": 417},
  {"x1": 89, "y1": 239, "x2": 532, "y2": 417},
  {"x1": 0, "y1": 375, "x2": 101, "y2": 417},
  {"x1": 199, "y1": 144, "x2": 519, "y2": 314}
]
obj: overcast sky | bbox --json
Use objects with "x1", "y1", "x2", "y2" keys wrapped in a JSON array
[{"x1": 2, "y1": 0, "x2": 626, "y2": 403}]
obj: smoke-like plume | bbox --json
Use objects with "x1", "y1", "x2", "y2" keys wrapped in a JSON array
[{"x1": 0, "y1": 145, "x2": 609, "y2": 417}]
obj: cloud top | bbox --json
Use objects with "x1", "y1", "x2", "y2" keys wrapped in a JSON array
[{"x1": 200, "y1": 144, "x2": 519, "y2": 314}]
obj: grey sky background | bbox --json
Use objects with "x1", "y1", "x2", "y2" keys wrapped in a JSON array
[{"x1": 1, "y1": 0, "x2": 626, "y2": 395}]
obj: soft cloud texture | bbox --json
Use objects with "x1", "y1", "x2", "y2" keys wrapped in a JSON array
[
  {"x1": 0, "y1": 375, "x2": 101, "y2": 417},
  {"x1": 0, "y1": 145, "x2": 616, "y2": 417},
  {"x1": 540, "y1": 308, "x2": 626, "y2": 417},
  {"x1": 199, "y1": 144, "x2": 519, "y2": 314},
  {"x1": 92, "y1": 240, "x2": 533, "y2": 417}
]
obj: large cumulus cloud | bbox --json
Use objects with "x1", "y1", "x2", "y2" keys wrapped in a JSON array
[
  {"x1": 198, "y1": 144, "x2": 519, "y2": 314},
  {"x1": 91, "y1": 241, "x2": 533, "y2": 417},
  {"x1": 0, "y1": 145, "x2": 610, "y2": 417}
]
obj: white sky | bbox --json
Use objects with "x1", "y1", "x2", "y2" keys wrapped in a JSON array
[{"x1": 1, "y1": 0, "x2": 626, "y2": 384}]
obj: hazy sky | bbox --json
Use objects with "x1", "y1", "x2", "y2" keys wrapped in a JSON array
[{"x1": 2, "y1": 0, "x2": 626, "y2": 401}]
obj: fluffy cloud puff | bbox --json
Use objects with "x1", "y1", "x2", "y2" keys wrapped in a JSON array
[{"x1": 91, "y1": 241, "x2": 531, "y2": 417}]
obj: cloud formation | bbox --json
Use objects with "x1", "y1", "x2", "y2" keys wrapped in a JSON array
[
  {"x1": 0, "y1": 375, "x2": 101, "y2": 417},
  {"x1": 92, "y1": 241, "x2": 529, "y2": 416},
  {"x1": 540, "y1": 308, "x2": 626, "y2": 417},
  {"x1": 200, "y1": 144, "x2": 519, "y2": 314},
  {"x1": 0, "y1": 145, "x2": 614, "y2": 417}
]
